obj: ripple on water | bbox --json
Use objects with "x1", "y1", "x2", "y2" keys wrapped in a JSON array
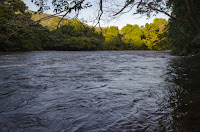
[{"x1": 0, "y1": 51, "x2": 199, "y2": 132}]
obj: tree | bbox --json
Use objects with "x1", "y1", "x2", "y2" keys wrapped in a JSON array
[
  {"x1": 2, "y1": 0, "x2": 199, "y2": 54},
  {"x1": 46, "y1": 19, "x2": 104, "y2": 51},
  {"x1": 168, "y1": 0, "x2": 200, "y2": 55},
  {"x1": 121, "y1": 24, "x2": 146, "y2": 50},
  {"x1": 0, "y1": 0, "x2": 49, "y2": 51},
  {"x1": 102, "y1": 26, "x2": 123, "y2": 50},
  {"x1": 142, "y1": 18, "x2": 169, "y2": 50},
  {"x1": 30, "y1": 0, "x2": 200, "y2": 54},
  {"x1": 30, "y1": 0, "x2": 199, "y2": 30}
]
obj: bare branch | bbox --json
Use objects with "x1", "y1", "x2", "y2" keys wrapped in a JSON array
[
  {"x1": 57, "y1": 0, "x2": 85, "y2": 27},
  {"x1": 94, "y1": 0, "x2": 103, "y2": 30},
  {"x1": 35, "y1": 0, "x2": 85, "y2": 28},
  {"x1": 137, "y1": 0, "x2": 143, "y2": 8},
  {"x1": 144, "y1": 5, "x2": 192, "y2": 22},
  {"x1": 113, "y1": 0, "x2": 133, "y2": 16},
  {"x1": 113, "y1": 0, "x2": 193, "y2": 24}
]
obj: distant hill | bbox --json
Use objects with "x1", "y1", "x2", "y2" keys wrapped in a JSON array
[
  {"x1": 26, "y1": 10, "x2": 106, "y2": 31},
  {"x1": 26, "y1": 10, "x2": 58, "y2": 28}
]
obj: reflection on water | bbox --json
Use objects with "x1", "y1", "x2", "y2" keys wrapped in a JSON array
[
  {"x1": 0, "y1": 51, "x2": 199, "y2": 132},
  {"x1": 166, "y1": 56, "x2": 200, "y2": 131}
]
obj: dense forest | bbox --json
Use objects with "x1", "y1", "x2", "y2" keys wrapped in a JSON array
[
  {"x1": 167, "y1": 0, "x2": 200, "y2": 55},
  {"x1": 0, "y1": 0, "x2": 199, "y2": 55}
]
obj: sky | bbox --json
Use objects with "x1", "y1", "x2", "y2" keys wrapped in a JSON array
[{"x1": 23, "y1": 0, "x2": 169, "y2": 29}]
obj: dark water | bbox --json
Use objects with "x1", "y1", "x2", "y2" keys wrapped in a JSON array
[{"x1": 0, "y1": 51, "x2": 199, "y2": 132}]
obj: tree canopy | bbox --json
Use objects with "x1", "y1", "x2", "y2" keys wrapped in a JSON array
[
  {"x1": 30, "y1": 0, "x2": 200, "y2": 30},
  {"x1": 30, "y1": 0, "x2": 200, "y2": 55},
  {"x1": 1, "y1": 0, "x2": 200, "y2": 55},
  {"x1": 0, "y1": 0, "x2": 169, "y2": 52},
  {"x1": 0, "y1": 0, "x2": 50, "y2": 51}
]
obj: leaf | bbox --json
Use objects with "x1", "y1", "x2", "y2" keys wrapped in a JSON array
[{"x1": 192, "y1": 34, "x2": 200, "y2": 45}]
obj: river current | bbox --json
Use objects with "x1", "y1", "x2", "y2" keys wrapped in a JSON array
[{"x1": 0, "y1": 51, "x2": 199, "y2": 132}]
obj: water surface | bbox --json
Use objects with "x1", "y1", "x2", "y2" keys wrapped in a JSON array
[{"x1": 0, "y1": 51, "x2": 199, "y2": 131}]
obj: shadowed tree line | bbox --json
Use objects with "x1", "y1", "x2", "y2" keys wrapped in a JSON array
[
  {"x1": 1, "y1": 0, "x2": 200, "y2": 55},
  {"x1": 0, "y1": 0, "x2": 50, "y2": 51},
  {"x1": 30, "y1": 0, "x2": 200, "y2": 55},
  {"x1": 167, "y1": 0, "x2": 200, "y2": 55},
  {"x1": 0, "y1": 0, "x2": 169, "y2": 51}
]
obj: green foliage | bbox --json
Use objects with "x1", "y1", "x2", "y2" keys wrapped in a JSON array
[
  {"x1": 102, "y1": 26, "x2": 123, "y2": 50},
  {"x1": 1, "y1": 0, "x2": 27, "y2": 13},
  {"x1": 0, "y1": 1, "x2": 169, "y2": 52},
  {"x1": 120, "y1": 19, "x2": 169, "y2": 50},
  {"x1": 168, "y1": 0, "x2": 200, "y2": 55},
  {"x1": 121, "y1": 24, "x2": 146, "y2": 50},
  {"x1": 169, "y1": 20, "x2": 199, "y2": 55},
  {"x1": 193, "y1": 34, "x2": 200, "y2": 46},
  {"x1": 29, "y1": 0, "x2": 200, "y2": 55},
  {"x1": 46, "y1": 19, "x2": 104, "y2": 51},
  {"x1": 142, "y1": 18, "x2": 169, "y2": 50},
  {"x1": 31, "y1": 0, "x2": 91, "y2": 13},
  {"x1": 0, "y1": 0, "x2": 49, "y2": 51}
]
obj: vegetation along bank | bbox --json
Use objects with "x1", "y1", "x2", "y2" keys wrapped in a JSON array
[{"x1": 0, "y1": 0, "x2": 199, "y2": 55}]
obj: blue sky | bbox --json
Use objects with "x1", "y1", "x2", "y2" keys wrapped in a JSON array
[{"x1": 23, "y1": 0, "x2": 169, "y2": 29}]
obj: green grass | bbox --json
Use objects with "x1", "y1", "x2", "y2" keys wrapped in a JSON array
[{"x1": 26, "y1": 10, "x2": 58, "y2": 28}]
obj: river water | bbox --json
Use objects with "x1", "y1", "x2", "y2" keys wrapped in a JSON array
[{"x1": 0, "y1": 51, "x2": 199, "y2": 132}]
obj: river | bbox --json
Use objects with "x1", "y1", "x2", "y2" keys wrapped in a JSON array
[{"x1": 0, "y1": 51, "x2": 199, "y2": 132}]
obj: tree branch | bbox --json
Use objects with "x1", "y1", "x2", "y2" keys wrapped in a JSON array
[
  {"x1": 94, "y1": 0, "x2": 103, "y2": 30},
  {"x1": 113, "y1": 0, "x2": 134, "y2": 16},
  {"x1": 144, "y1": 5, "x2": 192, "y2": 23},
  {"x1": 113, "y1": 0, "x2": 194, "y2": 24},
  {"x1": 137, "y1": 0, "x2": 143, "y2": 8},
  {"x1": 35, "y1": 0, "x2": 85, "y2": 28},
  {"x1": 57, "y1": 0, "x2": 85, "y2": 28}
]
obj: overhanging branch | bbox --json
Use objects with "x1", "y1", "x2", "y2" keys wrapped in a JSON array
[
  {"x1": 35, "y1": 0, "x2": 85, "y2": 28},
  {"x1": 113, "y1": 0, "x2": 135, "y2": 16},
  {"x1": 57, "y1": 0, "x2": 85, "y2": 27},
  {"x1": 144, "y1": 5, "x2": 192, "y2": 23},
  {"x1": 113, "y1": 0, "x2": 192, "y2": 23},
  {"x1": 94, "y1": 0, "x2": 103, "y2": 29}
]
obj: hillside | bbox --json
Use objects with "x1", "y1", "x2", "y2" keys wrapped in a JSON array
[
  {"x1": 26, "y1": 10, "x2": 106, "y2": 31},
  {"x1": 26, "y1": 10, "x2": 58, "y2": 28}
]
